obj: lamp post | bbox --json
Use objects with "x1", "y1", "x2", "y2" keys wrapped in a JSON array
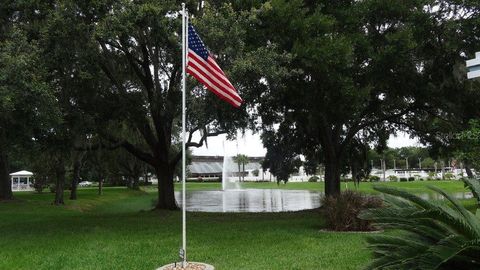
[
  {"x1": 441, "y1": 160, "x2": 445, "y2": 180},
  {"x1": 405, "y1": 157, "x2": 410, "y2": 177},
  {"x1": 381, "y1": 159, "x2": 386, "y2": 182}
]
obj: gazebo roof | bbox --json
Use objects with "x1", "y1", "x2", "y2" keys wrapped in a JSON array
[{"x1": 9, "y1": 170, "x2": 33, "y2": 176}]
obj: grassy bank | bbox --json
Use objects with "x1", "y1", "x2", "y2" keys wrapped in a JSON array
[
  {"x1": 0, "y1": 188, "x2": 369, "y2": 270},
  {"x1": 1, "y1": 181, "x2": 474, "y2": 269},
  {"x1": 171, "y1": 180, "x2": 468, "y2": 194}
]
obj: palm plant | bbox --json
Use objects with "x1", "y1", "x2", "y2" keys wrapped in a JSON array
[
  {"x1": 360, "y1": 178, "x2": 480, "y2": 270},
  {"x1": 234, "y1": 154, "x2": 249, "y2": 182}
]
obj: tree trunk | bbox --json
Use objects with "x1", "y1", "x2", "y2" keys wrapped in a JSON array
[
  {"x1": 351, "y1": 161, "x2": 360, "y2": 188},
  {"x1": 0, "y1": 148, "x2": 13, "y2": 201},
  {"x1": 154, "y1": 164, "x2": 177, "y2": 210},
  {"x1": 465, "y1": 162, "x2": 474, "y2": 179},
  {"x1": 242, "y1": 163, "x2": 245, "y2": 181},
  {"x1": 69, "y1": 155, "x2": 82, "y2": 200},
  {"x1": 126, "y1": 177, "x2": 133, "y2": 189},
  {"x1": 132, "y1": 176, "x2": 139, "y2": 190},
  {"x1": 54, "y1": 160, "x2": 66, "y2": 205},
  {"x1": 238, "y1": 163, "x2": 241, "y2": 182},
  {"x1": 98, "y1": 177, "x2": 103, "y2": 195},
  {"x1": 324, "y1": 159, "x2": 341, "y2": 196}
]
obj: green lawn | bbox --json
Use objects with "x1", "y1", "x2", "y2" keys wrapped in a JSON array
[
  {"x1": 0, "y1": 181, "x2": 474, "y2": 270},
  {"x1": 1, "y1": 188, "x2": 369, "y2": 270},
  {"x1": 172, "y1": 180, "x2": 468, "y2": 194}
]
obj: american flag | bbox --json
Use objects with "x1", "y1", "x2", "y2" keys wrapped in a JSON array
[{"x1": 187, "y1": 24, "x2": 243, "y2": 108}]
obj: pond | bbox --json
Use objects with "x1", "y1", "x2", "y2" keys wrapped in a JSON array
[
  {"x1": 174, "y1": 189, "x2": 474, "y2": 213},
  {"x1": 175, "y1": 189, "x2": 321, "y2": 213}
]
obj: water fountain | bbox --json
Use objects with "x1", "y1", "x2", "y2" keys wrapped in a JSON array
[
  {"x1": 175, "y1": 153, "x2": 322, "y2": 213},
  {"x1": 222, "y1": 155, "x2": 240, "y2": 190}
]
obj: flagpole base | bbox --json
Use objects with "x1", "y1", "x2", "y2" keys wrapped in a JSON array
[{"x1": 156, "y1": 262, "x2": 214, "y2": 270}]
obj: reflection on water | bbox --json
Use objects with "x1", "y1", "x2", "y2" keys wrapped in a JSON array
[
  {"x1": 417, "y1": 192, "x2": 473, "y2": 200},
  {"x1": 175, "y1": 189, "x2": 321, "y2": 213},
  {"x1": 174, "y1": 189, "x2": 473, "y2": 213}
]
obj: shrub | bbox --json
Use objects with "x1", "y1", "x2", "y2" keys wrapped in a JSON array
[
  {"x1": 399, "y1": 177, "x2": 408, "y2": 182},
  {"x1": 388, "y1": 175, "x2": 398, "y2": 182},
  {"x1": 408, "y1": 177, "x2": 415, "y2": 182},
  {"x1": 359, "y1": 178, "x2": 480, "y2": 269},
  {"x1": 139, "y1": 181, "x2": 152, "y2": 186},
  {"x1": 444, "y1": 172, "x2": 455, "y2": 180},
  {"x1": 33, "y1": 181, "x2": 46, "y2": 193},
  {"x1": 369, "y1": 175, "x2": 380, "y2": 182},
  {"x1": 32, "y1": 177, "x2": 47, "y2": 193},
  {"x1": 321, "y1": 190, "x2": 382, "y2": 231},
  {"x1": 252, "y1": 169, "x2": 259, "y2": 177},
  {"x1": 308, "y1": 176, "x2": 319, "y2": 182}
]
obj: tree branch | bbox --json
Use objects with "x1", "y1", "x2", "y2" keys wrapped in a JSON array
[{"x1": 169, "y1": 129, "x2": 227, "y2": 167}]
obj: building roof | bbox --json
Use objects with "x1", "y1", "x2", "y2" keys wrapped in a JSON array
[
  {"x1": 189, "y1": 161, "x2": 223, "y2": 174},
  {"x1": 9, "y1": 170, "x2": 33, "y2": 176},
  {"x1": 188, "y1": 156, "x2": 263, "y2": 175}
]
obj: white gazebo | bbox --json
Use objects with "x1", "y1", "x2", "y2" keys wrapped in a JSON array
[{"x1": 10, "y1": 170, "x2": 34, "y2": 191}]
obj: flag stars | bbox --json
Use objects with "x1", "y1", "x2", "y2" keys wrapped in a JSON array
[{"x1": 188, "y1": 25, "x2": 209, "y2": 60}]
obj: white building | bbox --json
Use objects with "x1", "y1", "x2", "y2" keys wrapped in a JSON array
[
  {"x1": 368, "y1": 167, "x2": 470, "y2": 181},
  {"x1": 10, "y1": 170, "x2": 34, "y2": 191},
  {"x1": 187, "y1": 156, "x2": 313, "y2": 182}
]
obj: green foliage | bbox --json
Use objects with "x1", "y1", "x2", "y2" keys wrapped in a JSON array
[
  {"x1": 368, "y1": 147, "x2": 439, "y2": 170},
  {"x1": 388, "y1": 175, "x2": 398, "y2": 182},
  {"x1": 360, "y1": 179, "x2": 480, "y2": 269},
  {"x1": 247, "y1": 0, "x2": 477, "y2": 196},
  {"x1": 0, "y1": 27, "x2": 57, "y2": 133},
  {"x1": 400, "y1": 177, "x2": 408, "y2": 182},
  {"x1": 261, "y1": 130, "x2": 302, "y2": 183},
  {"x1": 463, "y1": 178, "x2": 480, "y2": 205},
  {"x1": 369, "y1": 176, "x2": 380, "y2": 182},
  {"x1": 450, "y1": 119, "x2": 480, "y2": 171},
  {"x1": 33, "y1": 179, "x2": 47, "y2": 194},
  {"x1": 444, "y1": 172, "x2": 455, "y2": 180},
  {"x1": 308, "y1": 176, "x2": 319, "y2": 182},
  {"x1": 422, "y1": 158, "x2": 436, "y2": 168},
  {"x1": 408, "y1": 177, "x2": 415, "y2": 182},
  {"x1": 234, "y1": 154, "x2": 249, "y2": 181},
  {"x1": 321, "y1": 190, "x2": 382, "y2": 231},
  {"x1": 49, "y1": 184, "x2": 56, "y2": 194}
]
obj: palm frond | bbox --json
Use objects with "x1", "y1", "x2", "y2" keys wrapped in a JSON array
[
  {"x1": 361, "y1": 184, "x2": 480, "y2": 269},
  {"x1": 462, "y1": 178, "x2": 480, "y2": 205}
]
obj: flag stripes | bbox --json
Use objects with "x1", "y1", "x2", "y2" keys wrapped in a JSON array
[{"x1": 187, "y1": 25, "x2": 243, "y2": 108}]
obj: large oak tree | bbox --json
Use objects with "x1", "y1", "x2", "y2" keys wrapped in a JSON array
[
  {"x1": 247, "y1": 0, "x2": 480, "y2": 196},
  {"x1": 44, "y1": 1, "x2": 256, "y2": 209}
]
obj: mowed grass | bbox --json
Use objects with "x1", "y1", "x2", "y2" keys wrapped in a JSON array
[
  {"x1": 0, "y1": 188, "x2": 369, "y2": 270},
  {"x1": 1, "y1": 180, "x2": 474, "y2": 270},
  {"x1": 172, "y1": 180, "x2": 469, "y2": 194}
]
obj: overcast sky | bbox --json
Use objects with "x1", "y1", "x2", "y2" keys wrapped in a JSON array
[{"x1": 192, "y1": 130, "x2": 422, "y2": 157}]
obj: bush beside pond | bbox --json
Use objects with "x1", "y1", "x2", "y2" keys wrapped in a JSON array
[{"x1": 321, "y1": 190, "x2": 382, "y2": 231}]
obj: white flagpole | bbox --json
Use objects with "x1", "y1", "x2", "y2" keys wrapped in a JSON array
[{"x1": 181, "y1": 2, "x2": 188, "y2": 267}]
